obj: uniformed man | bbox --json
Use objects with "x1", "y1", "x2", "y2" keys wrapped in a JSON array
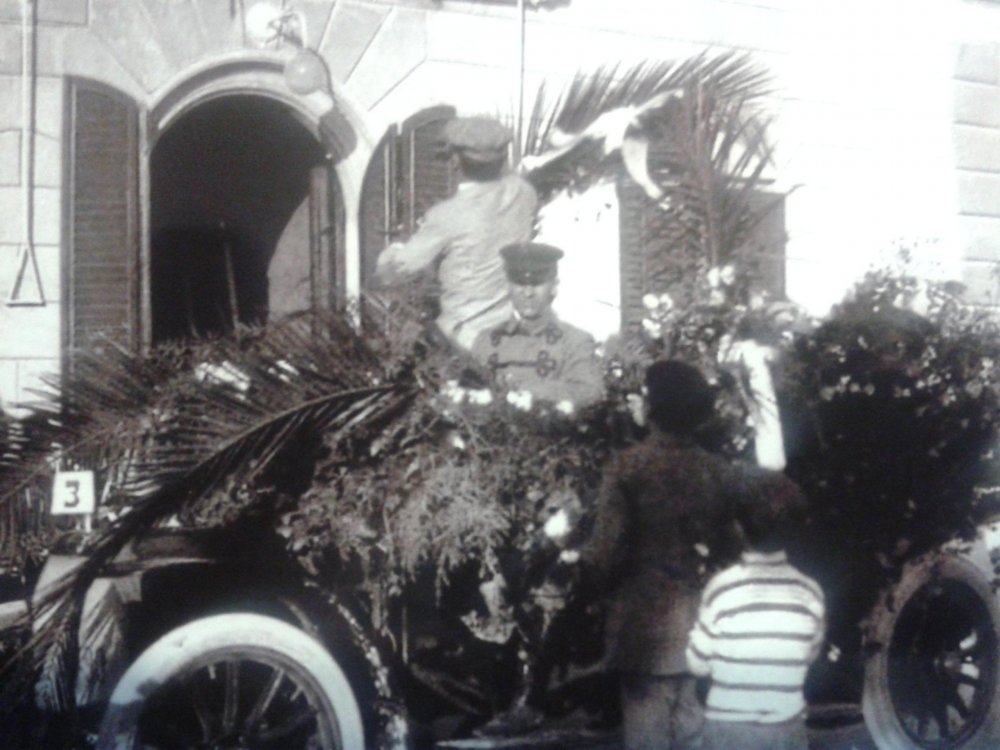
[
  {"x1": 470, "y1": 242, "x2": 604, "y2": 409},
  {"x1": 375, "y1": 116, "x2": 538, "y2": 350}
]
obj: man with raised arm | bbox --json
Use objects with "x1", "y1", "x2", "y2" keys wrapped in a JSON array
[{"x1": 375, "y1": 116, "x2": 538, "y2": 350}]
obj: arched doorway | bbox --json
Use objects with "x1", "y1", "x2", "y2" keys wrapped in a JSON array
[{"x1": 149, "y1": 94, "x2": 338, "y2": 342}]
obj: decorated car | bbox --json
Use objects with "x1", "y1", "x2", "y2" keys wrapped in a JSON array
[{"x1": 2, "y1": 53, "x2": 1000, "y2": 750}]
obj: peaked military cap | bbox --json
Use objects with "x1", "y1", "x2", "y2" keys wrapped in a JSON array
[
  {"x1": 443, "y1": 116, "x2": 512, "y2": 163},
  {"x1": 500, "y1": 242, "x2": 564, "y2": 285}
]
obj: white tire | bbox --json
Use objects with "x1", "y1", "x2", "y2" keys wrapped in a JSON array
[{"x1": 98, "y1": 613, "x2": 365, "y2": 749}]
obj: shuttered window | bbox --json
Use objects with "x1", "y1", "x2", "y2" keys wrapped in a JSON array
[
  {"x1": 359, "y1": 106, "x2": 458, "y2": 289},
  {"x1": 63, "y1": 78, "x2": 140, "y2": 357},
  {"x1": 617, "y1": 175, "x2": 786, "y2": 334},
  {"x1": 617, "y1": 177, "x2": 657, "y2": 337},
  {"x1": 359, "y1": 127, "x2": 396, "y2": 289},
  {"x1": 397, "y1": 106, "x2": 458, "y2": 232}
]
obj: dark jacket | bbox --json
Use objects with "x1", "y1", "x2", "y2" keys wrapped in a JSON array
[{"x1": 581, "y1": 429, "x2": 744, "y2": 674}]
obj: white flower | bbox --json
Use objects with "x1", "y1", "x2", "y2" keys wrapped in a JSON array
[
  {"x1": 559, "y1": 549, "x2": 580, "y2": 564},
  {"x1": 707, "y1": 266, "x2": 721, "y2": 288},
  {"x1": 468, "y1": 388, "x2": 493, "y2": 405},
  {"x1": 449, "y1": 432, "x2": 466, "y2": 450},
  {"x1": 544, "y1": 508, "x2": 571, "y2": 540},
  {"x1": 556, "y1": 400, "x2": 575, "y2": 416},
  {"x1": 641, "y1": 318, "x2": 663, "y2": 339},
  {"x1": 442, "y1": 379, "x2": 461, "y2": 402},
  {"x1": 506, "y1": 389, "x2": 533, "y2": 411},
  {"x1": 659, "y1": 292, "x2": 674, "y2": 311},
  {"x1": 642, "y1": 293, "x2": 660, "y2": 311},
  {"x1": 720, "y1": 264, "x2": 736, "y2": 286}
]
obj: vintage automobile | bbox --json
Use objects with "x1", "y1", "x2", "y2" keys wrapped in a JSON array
[
  {"x1": 4, "y1": 313, "x2": 1000, "y2": 750},
  {"x1": 2, "y1": 469, "x2": 997, "y2": 750}
]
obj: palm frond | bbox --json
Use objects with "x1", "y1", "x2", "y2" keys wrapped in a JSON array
[
  {"x1": 2, "y1": 309, "x2": 425, "y2": 711},
  {"x1": 549, "y1": 51, "x2": 769, "y2": 135},
  {"x1": 521, "y1": 51, "x2": 774, "y2": 212},
  {"x1": 0, "y1": 341, "x2": 199, "y2": 574}
]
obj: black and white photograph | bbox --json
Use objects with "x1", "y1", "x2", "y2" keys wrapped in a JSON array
[{"x1": 2, "y1": 1, "x2": 1000, "y2": 748}]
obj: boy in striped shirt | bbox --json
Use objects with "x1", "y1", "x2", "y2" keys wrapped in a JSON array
[{"x1": 686, "y1": 480, "x2": 825, "y2": 750}]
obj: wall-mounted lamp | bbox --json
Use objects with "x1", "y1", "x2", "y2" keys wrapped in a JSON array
[
  {"x1": 283, "y1": 41, "x2": 356, "y2": 159},
  {"x1": 284, "y1": 48, "x2": 331, "y2": 96},
  {"x1": 244, "y1": 1, "x2": 354, "y2": 158}
]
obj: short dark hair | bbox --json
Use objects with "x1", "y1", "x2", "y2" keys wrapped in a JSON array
[
  {"x1": 645, "y1": 360, "x2": 715, "y2": 435},
  {"x1": 457, "y1": 152, "x2": 506, "y2": 182},
  {"x1": 736, "y1": 472, "x2": 806, "y2": 553}
]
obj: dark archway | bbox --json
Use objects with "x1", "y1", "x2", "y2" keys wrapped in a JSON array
[{"x1": 150, "y1": 95, "x2": 330, "y2": 342}]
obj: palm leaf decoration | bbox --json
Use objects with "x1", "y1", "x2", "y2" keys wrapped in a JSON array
[
  {"x1": 521, "y1": 51, "x2": 781, "y2": 296},
  {"x1": 2, "y1": 309, "x2": 422, "y2": 714},
  {"x1": 0, "y1": 340, "x2": 196, "y2": 577},
  {"x1": 0, "y1": 50, "x2": 788, "y2": 732}
]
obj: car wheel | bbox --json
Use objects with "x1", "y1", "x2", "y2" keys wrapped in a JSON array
[
  {"x1": 98, "y1": 612, "x2": 365, "y2": 749},
  {"x1": 863, "y1": 553, "x2": 1000, "y2": 749}
]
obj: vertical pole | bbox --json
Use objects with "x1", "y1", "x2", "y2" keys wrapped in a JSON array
[
  {"x1": 515, "y1": 0, "x2": 526, "y2": 163},
  {"x1": 222, "y1": 228, "x2": 240, "y2": 331},
  {"x1": 21, "y1": 0, "x2": 35, "y2": 253}
]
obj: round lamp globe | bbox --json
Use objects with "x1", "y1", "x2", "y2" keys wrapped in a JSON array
[{"x1": 284, "y1": 50, "x2": 328, "y2": 95}]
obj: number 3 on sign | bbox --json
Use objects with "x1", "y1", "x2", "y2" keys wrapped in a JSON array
[{"x1": 52, "y1": 471, "x2": 96, "y2": 515}]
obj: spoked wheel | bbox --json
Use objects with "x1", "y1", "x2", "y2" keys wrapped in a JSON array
[
  {"x1": 98, "y1": 613, "x2": 365, "y2": 750},
  {"x1": 864, "y1": 554, "x2": 1000, "y2": 749}
]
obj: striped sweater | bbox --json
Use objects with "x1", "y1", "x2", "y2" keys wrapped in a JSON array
[{"x1": 686, "y1": 550, "x2": 825, "y2": 723}]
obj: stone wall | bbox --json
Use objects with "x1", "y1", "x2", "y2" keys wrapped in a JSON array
[
  {"x1": 0, "y1": 0, "x2": 998, "y2": 410},
  {"x1": 954, "y1": 1, "x2": 1000, "y2": 305}
]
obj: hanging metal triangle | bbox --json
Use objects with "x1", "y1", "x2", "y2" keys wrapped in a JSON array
[{"x1": 7, "y1": 243, "x2": 45, "y2": 306}]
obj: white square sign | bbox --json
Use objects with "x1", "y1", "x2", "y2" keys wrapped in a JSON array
[{"x1": 52, "y1": 471, "x2": 96, "y2": 515}]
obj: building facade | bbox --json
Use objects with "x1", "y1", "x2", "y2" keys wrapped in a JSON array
[{"x1": 1, "y1": 0, "x2": 999, "y2": 410}]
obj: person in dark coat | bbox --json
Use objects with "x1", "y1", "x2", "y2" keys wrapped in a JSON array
[{"x1": 578, "y1": 360, "x2": 744, "y2": 750}]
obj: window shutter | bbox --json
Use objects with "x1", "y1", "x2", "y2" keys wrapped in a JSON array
[
  {"x1": 397, "y1": 106, "x2": 458, "y2": 234},
  {"x1": 617, "y1": 176, "x2": 653, "y2": 336},
  {"x1": 64, "y1": 79, "x2": 140, "y2": 356},
  {"x1": 308, "y1": 164, "x2": 345, "y2": 310},
  {"x1": 359, "y1": 127, "x2": 396, "y2": 290},
  {"x1": 616, "y1": 178, "x2": 787, "y2": 333},
  {"x1": 359, "y1": 107, "x2": 459, "y2": 291}
]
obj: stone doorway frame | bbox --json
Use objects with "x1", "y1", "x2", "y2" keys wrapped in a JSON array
[{"x1": 141, "y1": 52, "x2": 374, "y2": 345}]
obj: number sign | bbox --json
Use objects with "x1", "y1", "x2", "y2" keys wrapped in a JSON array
[{"x1": 52, "y1": 471, "x2": 96, "y2": 515}]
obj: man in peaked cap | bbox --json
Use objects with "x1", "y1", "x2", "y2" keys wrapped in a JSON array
[
  {"x1": 470, "y1": 241, "x2": 603, "y2": 409},
  {"x1": 375, "y1": 116, "x2": 537, "y2": 350}
]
